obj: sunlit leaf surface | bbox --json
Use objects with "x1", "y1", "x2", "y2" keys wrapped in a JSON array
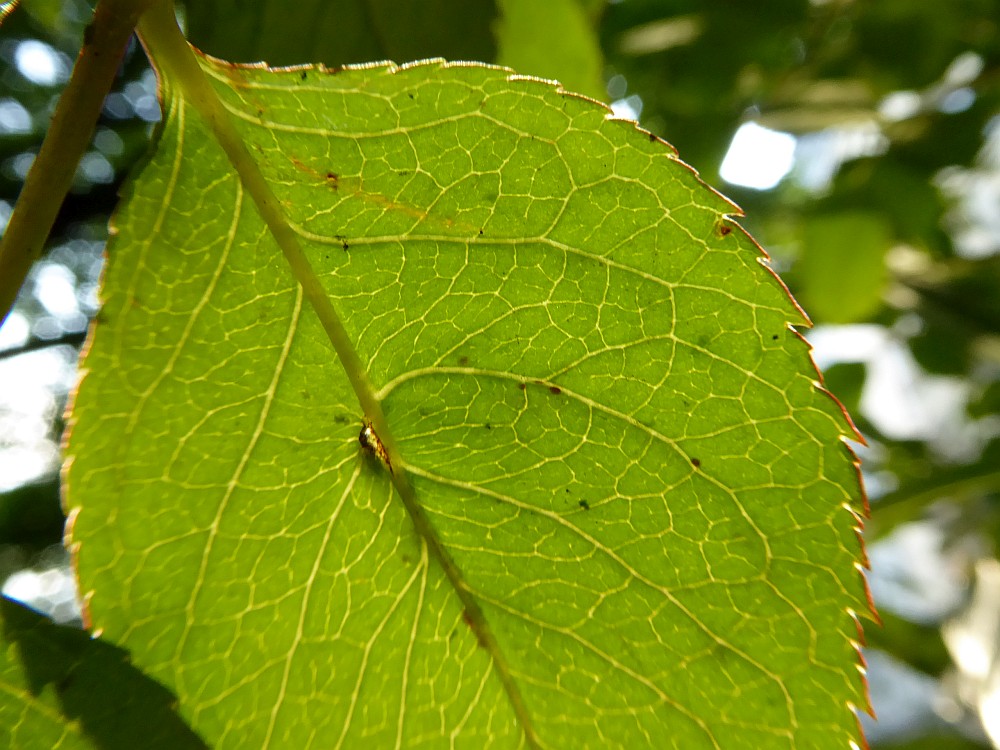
[{"x1": 65, "y1": 58, "x2": 869, "y2": 749}]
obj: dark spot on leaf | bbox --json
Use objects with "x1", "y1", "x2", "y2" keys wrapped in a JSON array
[
  {"x1": 579, "y1": 500, "x2": 590, "y2": 511},
  {"x1": 772, "y1": 334, "x2": 779, "y2": 340},
  {"x1": 300, "y1": 70, "x2": 308, "y2": 80},
  {"x1": 408, "y1": 92, "x2": 415, "y2": 99},
  {"x1": 478, "y1": 228, "x2": 484, "y2": 236},
  {"x1": 335, "y1": 234, "x2": 349, "y2": 250},
  {"x1": 716, "y1": 222, "x2": 733, "y2": 237},
  {"x1": 256, "y1": 108, "x2": 264, "y2": 118},
  {"x1": 333, "y1": 414, "x2": 348, "y2": 424},
  {"x1": 648, "y1": 133, "x2": 657, "y2": 142},
  {"x1": 458, "y1": 355, "x2": 469, "y2": 366},
  {"x1": 518, "y1": 383, "x2": 526, "y2": 391},
  {"x1": 484, "y1": 423, "x2": 491, "y2": 430},
  {"x1": 461, "y1": 610, "x2": 488, "y2": 648},
  {"x1": 549, "y1": 386, "x2": 562, "y2": 395},
  {"x1": 326, "y1": 172, "x2": 339, "y2": 190},
  {"x1": 397, "y1": 170, "x2": 408, "y2": 176},
  {"x1": 691, "y1": 457, "x2": 701, "y2": 468},
  {"x1": 56, "y1": 673, "x2": 73, "y2": 693}
]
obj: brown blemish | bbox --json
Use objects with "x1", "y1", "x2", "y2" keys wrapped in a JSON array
[
  {"x1": 691, "y1": 457, "x2": 701, "y2": 468},
  {"x1": 221, "y1": 66, "x2": 251, "y2": 87},
  {"x1": 287, "y1": 157, "x2": 479, "y2": 234},
  {"x1": 548, "y1": 386, "x2": 562, "y2": 395},
  {"x1": 579, "y1": 500, "x2": 590, "y2": 511},
  {"x1": 461, "y1": 608, "x2": 487, "y2": 647}
]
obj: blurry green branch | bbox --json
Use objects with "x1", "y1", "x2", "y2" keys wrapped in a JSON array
[
  {"x1": 870, "y1": 458, "x2": 1000, "y2": 539},
  {"x1": 0, "y1": 330, "x2": 88, "y2": 360},
  {"x1": 0, "y1": 0, "x2": 155, "y2": 326}
]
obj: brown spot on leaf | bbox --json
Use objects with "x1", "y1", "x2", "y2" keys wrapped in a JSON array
[
  {"x1": 579, "y1": 500, "x2": 590, "y2": 510},
  {"x1": 691, "y1": 457, "x2": 701, "y2": 468},
  {"x1": 549, "y1": 386, "x2": 562, "y2": 395}
]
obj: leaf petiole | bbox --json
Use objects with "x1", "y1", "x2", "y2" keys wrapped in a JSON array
[{"x1": 134, "y1": 3, "x2": 538, "y2": 743}]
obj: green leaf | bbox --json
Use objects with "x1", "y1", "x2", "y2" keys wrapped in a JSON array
[
  {"x1": 796, "y1": 211, "x2": 890, "y2": 324},
  {"x1": 184, "y1": 0, "x2": 499, "y2": 68},
  {"x1": 495, "y1": 0, "x2": 607, "y2": 102},
  {"x1": 0, "y1": 596, "x2": 206, "y2": 749},
  {"x1": 65, "y1": 58, "x2": 869, "y2": 748}
]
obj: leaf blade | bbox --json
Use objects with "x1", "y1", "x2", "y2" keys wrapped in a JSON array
[{"x1": 66, "y1": 58, "x2": 869, "y2": 749}]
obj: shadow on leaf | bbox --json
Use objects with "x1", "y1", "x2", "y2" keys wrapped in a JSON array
[{"x1": 1, "y1": 596, "x2": 207, "y2": 749}]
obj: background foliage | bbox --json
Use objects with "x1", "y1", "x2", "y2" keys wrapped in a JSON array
[{"x1": 1, "y1": 0, "x2": 999, "y2": 747}]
